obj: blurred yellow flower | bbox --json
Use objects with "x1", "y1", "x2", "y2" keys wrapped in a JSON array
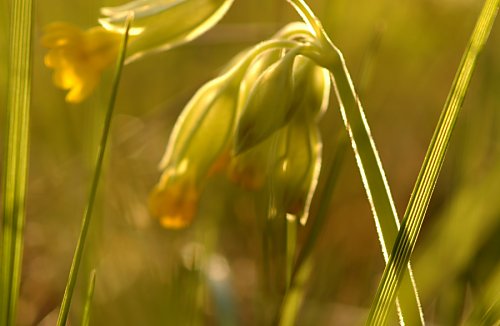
[
  {"x1": 41, "y1": 22, "x2": 121, "y2": 103},
  {"x1": 149, "y1": 169, "x2": 200, "y2": 229}
]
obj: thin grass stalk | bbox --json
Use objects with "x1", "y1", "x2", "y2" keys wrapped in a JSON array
[
  {"x1": 81, "y1": 269, "x2": 96, "y2": 326},
  {"x1": 291, "y1": 131, "x2": 346, "y2": 285},
  {"x1": 286, "y1": 0, "x2": 424, "y2": 323},
  {"x1": 56, "y1": 16, "x2": 132, "y2": 326},
  {"x1": 0, "y1": 0, "x2": 33, "y2": 324},
  {"x1": 276, "y1": 132, "x2": 347, "y2": 325},
  {"x1": 366, "y1": 0, "x2": 500, "y2": 324},
  {"x1": 285, "y1": 217, "x2": 297, "y2": 288},
  {"x1": 278, "y1": 258, "x2": 313, "y2": 326}
]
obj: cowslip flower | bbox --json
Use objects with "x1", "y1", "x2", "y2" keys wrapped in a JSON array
[
  {"x1": 149, "y1": 64, "x2": 244, "y2": 228},
  {"x1": 151, "y1": 22, "x2": 331, "y2": 228},
  {"x1": 42, "y1": 0, "x2": 234, "y2": 103},
  {"x1": 41, "y1": 23, "x2": 122, "y2": 103}
]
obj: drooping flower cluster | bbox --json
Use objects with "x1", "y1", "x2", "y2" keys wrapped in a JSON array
[
  {"x1": 149, "y1": 23, "x2": 331, "y2": 228},
  {"x1": 41, "y1": 0, "x2": 333, "y2": 229},
  {"x1": 42, "y1": 0, "x2": 235, "y2": 103}
]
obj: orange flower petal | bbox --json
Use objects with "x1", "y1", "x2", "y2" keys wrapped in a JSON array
[{"x1": 149, "y1": 174, "x2": 200, "y2": 229}]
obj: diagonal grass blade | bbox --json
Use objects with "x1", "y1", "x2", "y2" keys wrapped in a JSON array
[
  {"x1": 56, "y1": 15, "x2": 133, "y2": 326},
  {"x1": 366, "y1": 0, "x2": 499, "y2": 324}
]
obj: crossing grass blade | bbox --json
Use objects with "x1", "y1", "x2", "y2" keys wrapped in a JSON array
[
  {"x1": 56, "y1": 16, "x2": 132, "y2": 326},
  {"x1": 366, "y1": 0, "x2": 500, "y2": 324},
  {"x1": 0, "y1": 0, "x2": 33, "y2": 325},
  {"x1": 287, "y1": 0, "x2": 425, "y2": 323}
]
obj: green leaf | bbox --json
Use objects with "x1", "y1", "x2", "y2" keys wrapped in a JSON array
[{"x1": 0, "y1": 0, "x2": 33, "y2": 324}]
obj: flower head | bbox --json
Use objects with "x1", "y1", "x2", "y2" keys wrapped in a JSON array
[
  {"x1": 41, "y1": 22, "x2": 121, "y2": 103},
  {"x1": 150, "y1": 22, "x2": 331, "y2": 228}
]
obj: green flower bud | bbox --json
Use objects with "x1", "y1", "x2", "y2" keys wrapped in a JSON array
[
  {"x1": 272, "y1": 114, "x2": 322, "y2": 224},
  {"x1": 227, "y1": 129, "x2": 282, "y2": 191},
  {"x1": 291, "y1": 56, "x2": 331, "y2": 121},
  {"x1": 99, "y1": 0, "x2": 234, "y2": 63},
  {"x1": 159, "y1": 73, "x2": 240, "y2": 182},
  {"x1": 235, "y1": 49, "x2": 298, "y2": 154},
  {"x1": 229, "y1": 109, "x2": 321, "y2": 224},
  {"x1": 237, "y1": 49, "x2": 283, "y2": 111},
  {"x1": 235, "y1": 22, "x2": 315, "y2": 107}
]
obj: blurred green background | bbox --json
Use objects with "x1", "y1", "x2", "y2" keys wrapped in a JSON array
[{"x1": 1, "y1": 0, "x2": 499, "y2": 324}]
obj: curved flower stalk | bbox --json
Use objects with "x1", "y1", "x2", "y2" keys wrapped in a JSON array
[
  {"x1": 41, "y1": 0, "x2": 234, "y2": 103},
  {"x1": 285, "y1": 0, "x2": 426, "y2": 324}
]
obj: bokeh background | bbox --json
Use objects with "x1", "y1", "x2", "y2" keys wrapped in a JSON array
[{"x1": 0, "y1": 0, "x2": 499, "y2": 324}]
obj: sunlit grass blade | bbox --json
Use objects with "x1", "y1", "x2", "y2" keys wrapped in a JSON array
[
  {"x1": 326, "y1": 48, "x2": 424, "y2": 326},
  {"x1": 415, "y1": 158, "x2": 500, "y2": 302},
  {"x1": 366, "y1": 0, "x2": 500, "y2": 324},
  {"x1": 0, "y1": 0, "x2": 33, "y2": 325},
  {"x1": 81, "y1": 269, "x2": 96, "y2": 326},
  {"x1": 466, "y1": 263, "x2": 500, "y2": 325},
  {"x1": 56, "y1": 16, "x2": 132, "y2": 326},
  {"x1": 286, "y1": 0, "x2": 424, "y2": 323}
]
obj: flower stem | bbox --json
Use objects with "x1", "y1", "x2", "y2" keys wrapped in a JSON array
[{"x1": 56, "y1": 16, "x2": 132, "y2": 326}]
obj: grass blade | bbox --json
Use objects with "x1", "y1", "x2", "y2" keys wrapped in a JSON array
[
  {"x1": 56, "y1": 16, "x2": 132, "y2": 326},
  {"x1": 287, "y1": 0, "x2": 425, "y2": 323},
  {"x1": 81, "y1": 269, "x2": 97, "y2": 326},
  {"x1": 0, "y1": 0, "x2": 33, "y2": 324},
  {"x1": 366, "y1": 0, "x2": 500, "y2": 324}
]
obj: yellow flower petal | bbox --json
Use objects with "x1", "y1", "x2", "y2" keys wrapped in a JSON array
[
  {"x1": 149, "y1": 171, "x2": 200, "y2": 229},
  {"x1": 41, "y1": 22, "x2": 121, "y2": 103},
  {"x1": 65, "y1": 68, "x2": 100, "y2": 103},
  {"x1": 41, "y1": 22, "x2": 83, "y2": 47},
  {"x1": 84, "y1": 27, "x2": 122, "y2": 70}
]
